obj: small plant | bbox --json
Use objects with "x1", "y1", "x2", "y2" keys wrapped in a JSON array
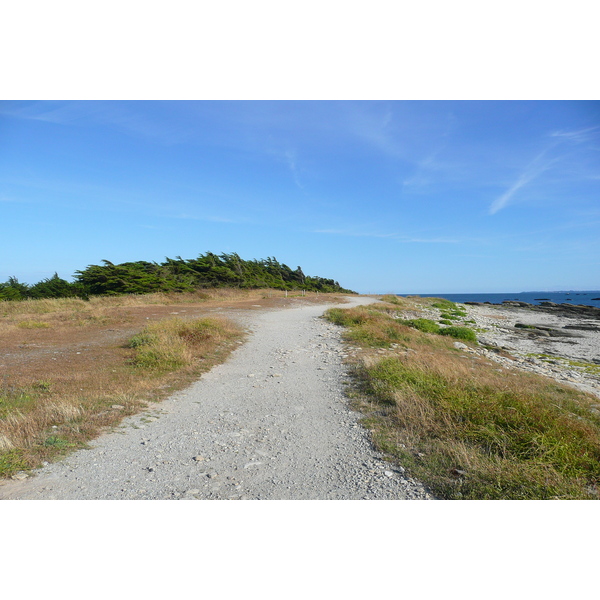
[
  {"x1": 380, "y1": 295, "x2": 404, "y2": 305},
  {"x1": 439, "y1": 326, "x2": 478, "y2": 342},
  {"x1": 431, "y1": 299, "x2": 459, "y2": 310},
  {"x1": 43, "y1": 435, "x2": 75, "y2": 449},
  {"x1": 439, "y1": 312, "x2": 459, "y2": 321},
  {"x1": 404, "y1": 318, "x2": 440, "y2": 334},
  {"x1": 17, "y1": 320, "x2": 51, "y2": 329}
]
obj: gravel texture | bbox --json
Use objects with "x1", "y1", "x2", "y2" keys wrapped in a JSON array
[{"x1": 1, "y1": 296, "x2": 432, "y2": 500}]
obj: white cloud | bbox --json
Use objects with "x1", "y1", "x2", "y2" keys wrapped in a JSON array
[
  {"x1": 284, "y1": 149, "x2": 304, "y2": 189},
  {"x1": 550, "y1": 125, "x2": 600, "y2": 144},
  {"x1": 313, "y1": 228, "x2": 458, "y2": 243},
  {"x1": 489, "y1": 148, "x2": 560, "y2": 215}
]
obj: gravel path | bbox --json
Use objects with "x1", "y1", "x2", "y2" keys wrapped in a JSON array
[{"x1": 1, "y1": 296, "x2": 431, "y2": 500}]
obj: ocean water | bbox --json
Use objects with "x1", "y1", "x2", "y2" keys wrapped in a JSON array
[{"x1": 397, "y1": 291, "x2": 600, "y2": 309}]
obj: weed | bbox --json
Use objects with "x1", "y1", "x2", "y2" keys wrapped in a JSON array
[
  {"x1": 43, "y1": 435, "x2": 75, "y2": 449},
  {"x1": 431, "y1": 299, "x2": 458, "y2": 311},
  {"x1": 380, "y1": 295, "x2": 404, "y2": 306},
  {"x1": 439, "y1": 326, "x2": 478, "y2": 342},
  {"x1": 439, "y1": 313, "x2": 459, "y2": 321},
  {"x1": 129, "y1": 317, "x2": 241, "y2": 371},
  {"x1": 18, "y1": 321, "x2": 50, "y2": 329},
  {"x1": 404, "y1": 318, "x2": 440, "y2": 334}
]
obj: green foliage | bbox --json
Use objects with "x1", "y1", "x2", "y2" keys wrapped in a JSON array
[
  {"x1": 404, "y1": 318, "x2": 441, "y2": 334},
  {"x1": 0, "y1": 450, "x2": 28, "y2": 477},
  {"x1": 1, "y1": 253, "x2": 355, "y2": 302},
  {"x1": 439, "y1": 326, "x2": 478, "y2": 342},
  {"x1": 439, "y1": 312, "x2": 459, "y2": 321},
  {"x1": 324, "y1": 307, "x2": 411, "y2": 348},
  {"x1": 361, "y1": 356, "x2": 600, "y2": 499},
  {"x1": 380, "y1": 295, "x2": 404, "y2": 305},
  {"x1": 431, "y1": 299, "x2": 458, "y2": 311}
]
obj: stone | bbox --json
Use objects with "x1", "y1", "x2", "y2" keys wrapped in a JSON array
[
  {"x1": 193, "y1": 455, "x2": 205, "y2": 461},
  {"x1": 111, "y1": 404, "x2": 125, "y2": 410},
  {"x1": 453, "y1": 342, "x2": 468, "y2": 350},
  {"x1": 12, "y1": 471, "x2": 29, "y2": 480}
]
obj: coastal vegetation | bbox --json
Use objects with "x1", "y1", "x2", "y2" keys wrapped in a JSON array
[
  {"x1": 0, "y1": 252, "x2": 355, "y2": 302},
  {"x1": 325, "y1": 298, "x2": 600, "y2": 499}
]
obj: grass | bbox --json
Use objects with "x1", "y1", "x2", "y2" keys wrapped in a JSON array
[
  {"x1": 128, "y1": 317, "x2": 240, "y2": 371},
  {"x1": 325, "y1": 300, "x2": 600, "y2": 499},
  {"x1": 439, "y1": 326, "x2": 478, "y2": 342},
  {"x1": 0, "y1": 315, "x2": 243, "y2": 477}
]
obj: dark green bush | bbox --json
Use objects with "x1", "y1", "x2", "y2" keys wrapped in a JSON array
[
  {"x1": 405, "y1": 318, "x2": 441, "y2": 334},
  {"x1": 439, "y1": 326, "x2": 478, "y2": 342}
]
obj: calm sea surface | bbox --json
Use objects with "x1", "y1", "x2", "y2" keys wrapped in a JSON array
[{"x1": 397, "y1": 291, "x2": 600, "y2": 309}]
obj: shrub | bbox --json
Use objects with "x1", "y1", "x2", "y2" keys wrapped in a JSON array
[
  {"x1": 404, "y1": 318, "x2": 440, "y2": 334},
  {"x1": 439, "y1": 326, "x2": 477, "y2": 342},
  {"x1": 439, "y1": 312, "x2": 459, "y2": 321}
]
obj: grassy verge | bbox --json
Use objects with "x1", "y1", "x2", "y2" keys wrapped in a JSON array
[
  {"x1": 325, "y1": 302, "x2": 600, "y2": 499},
  {"x1": 0, "y1": 314, "x2": 243, "y2": 478}
]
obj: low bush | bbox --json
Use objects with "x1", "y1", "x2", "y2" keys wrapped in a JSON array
[
  {"x1": 129, "y1": 317, "x2": 239, "y2": 371},
  {"x1": 404, "y1": 318, "x2": 440, "y2": 334},
  {"x1": 439, "y1": 313, "x2": 459, "y2": 321},
  {"x1": 439, "y1": 326, "x2": 478, "y2": 342}
]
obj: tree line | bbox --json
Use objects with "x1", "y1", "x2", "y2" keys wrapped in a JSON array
[{"x1": 0, "y1": 252, "x2": 355, "y2": 301}]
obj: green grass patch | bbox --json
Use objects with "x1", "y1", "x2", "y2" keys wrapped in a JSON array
[
  {"x1": 128, "y1": 316, "x2": 241, "y2": 371},
  {"x1": 404, "y1": 318, "x2": 440, "y2": 334},
  {"x1": 431, "y1": 299, "x2": 458, "y2": 311},
  {"x1": 439, "y1": 326, "x2": 478, "y2": 342},
  {"x1": 17, "y1": 320, "x2": 51, "y2": 329},
  {"x1": 439, "y1": 312, "x2": 459, "y2": 321},
  {"x1": 359, "y1": 356, "x2": 600, "y2": 499},
  {"x1": 380, "y1": 295, "x2": 404, "y2": 305},
  {"x1": 0, "y1": 450, "x2": 29, "y2": 477}
]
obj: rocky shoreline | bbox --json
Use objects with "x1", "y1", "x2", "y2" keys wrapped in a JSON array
[{"x1": 415, "y1": 300, "x2": 600, "y2": 401}]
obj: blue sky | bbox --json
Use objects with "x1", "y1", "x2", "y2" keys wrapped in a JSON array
[{"x1": 1, "y1": 100, "x2": 599, "y2": 293}]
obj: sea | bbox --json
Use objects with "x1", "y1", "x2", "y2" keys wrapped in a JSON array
[{"x1": 396, "y1": 291, "x2": 600, "y2": 309}]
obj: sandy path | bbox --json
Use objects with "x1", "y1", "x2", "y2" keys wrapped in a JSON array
[{"x1": 1, "y1": 296, "x2": 431, "y2": 500}]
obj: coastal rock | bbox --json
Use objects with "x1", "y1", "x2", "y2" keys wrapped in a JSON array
[{"x1": 502, "y1": 301, "x2": 533, "y2": 308}]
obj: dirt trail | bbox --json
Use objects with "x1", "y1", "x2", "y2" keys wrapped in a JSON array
[{"x1": 1, "y1": 296, "x2": 431, "y2": 500}]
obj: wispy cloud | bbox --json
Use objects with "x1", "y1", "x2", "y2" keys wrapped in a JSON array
[
  {"x1": 284, "y1": 149, "x2": 304, "y2": 189},
  {"x1": 0, "y1": 101, "x2": 193, "y2": 145},
  {"x1": 491, "y1": 124, "x2": 600, "y2": 215},
  {"x1": 402, "y1": 150, "x2": 442, "y2": 189},
  {"x1": 313, "y1": 228, "x2": 396, "y2": 238},
  {"x1": 313, "y1": 228, "x2": 458, "y2": 243},
  {"x1": 172, "y1": 213, "x2": 239, "y2": 223},
  {"x1": 550, "y1": 125, "x2": 600, "y2": 144},
  {"x1": 489, "y1": 149, "x2": 559, "y2": 215}
]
